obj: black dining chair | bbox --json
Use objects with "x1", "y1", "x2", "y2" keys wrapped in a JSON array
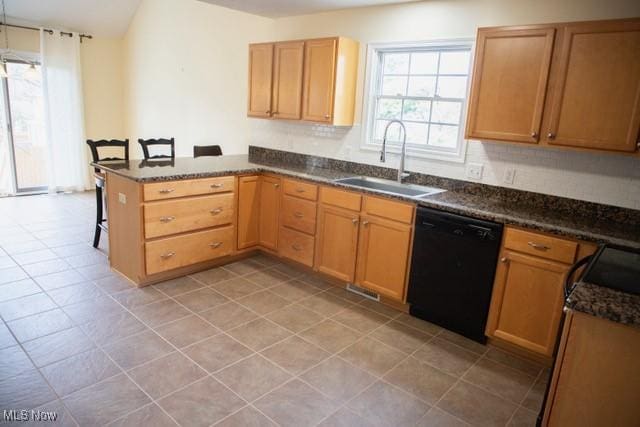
[
  {"x1": 86, "y1": 139, "x2": 129, "y2": 248},
  {"x1": 138, "y1": 138, "x2": 175, "y2": 160},
  {"x1": 193, "y1": 145, "x2": 223, "y2": 158}
]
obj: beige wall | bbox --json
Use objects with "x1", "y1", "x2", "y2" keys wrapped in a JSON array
[{"x1": 122, "y1": 0, "x2": 273, "y2": 158}]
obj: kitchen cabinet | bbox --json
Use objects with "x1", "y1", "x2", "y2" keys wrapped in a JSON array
[
  {"x1": 486, "y1": 227, "x2": 597, "y2": 357},
  {"x1": 272, "y1": 41, "x2": 305, "y2": 120},
  {"x1": 542, "y1": 311, "x2": 640, "y2": 426},
  {"x1": 237, "y1": 175, "x2": 261, "y2": 249},
  {"x1": 315, "y1": 205, "x2": 360, "y2": 282},
  {"x1": 258, "y1": 176, "x2": 280, "y2": 251},
  {"x1": 466, "y1": 17, "x2": 640, "y2": 155},
  {"x1": 278, "y1": 178, "x2": 318, "y2": 267},
  {"x1": 247, "y1": 43, "x2": 273, "y2": 118},
  {"x1": 466, "y1": 27, "x2": 555, "y2": 143},
  {"x1": 247, "y1": 37, "x2": 359, "y2": 126}
]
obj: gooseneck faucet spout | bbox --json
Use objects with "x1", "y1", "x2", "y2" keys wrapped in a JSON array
[{"x1": 380, "y1": 119, "x2": 410, "y2": 183}]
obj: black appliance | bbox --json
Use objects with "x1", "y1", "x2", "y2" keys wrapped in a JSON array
[{"x1": 407, "y1": 207, "x2": 503, "y2": 343}]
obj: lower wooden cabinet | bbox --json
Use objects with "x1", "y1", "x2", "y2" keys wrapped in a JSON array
[
  {"x1": 259, "y1": 176, "x2": 281, "y2": 250},
  {"x1": 486, "y1": 250, "x2": 569, "y2": 356},
  {"x1": 237, "y1": 176, "x2": 261, "y2": 249},
  {"x1": 355, "y1": 215, "x2": 413, "y2": 301},
  {"x1": 279, "y1": 226, "x2": 315, "y2": 267},
  {"x1": 315, "y1": 205, "x2": 360, "y2": 282}
]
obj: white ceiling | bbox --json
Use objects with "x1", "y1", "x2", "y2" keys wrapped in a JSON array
[
  {"x1": 2, "y1": 0, "x2": 142, "y2": 37},
  {"x1": 198, "y1": 0, "x2": 420, "y2": 18}
]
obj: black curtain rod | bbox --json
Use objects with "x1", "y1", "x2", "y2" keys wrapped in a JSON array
[{"x1": 0, "y1": 22, "x2": 93, "y2": 42}]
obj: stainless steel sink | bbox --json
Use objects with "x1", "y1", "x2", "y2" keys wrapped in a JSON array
[{"x1": 334, "y1": 176, "x2": 446, "y2": 199}]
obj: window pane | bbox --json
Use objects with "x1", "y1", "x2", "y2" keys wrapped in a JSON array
[
  {"x1": 377, "y1": 98, "x2": 402, "y2": 120},
  {"x1": 402, "y1": 99, "x2": 430, "y2": 121},
  {"x1": 381, "y1": 76, "x2": 407, "y2": 96},
  {"x1": 410, "y1": 52, "x2": 438, "y2": 74},
  {"x1": 375, "y1": 119, "x2": 401, "y2": 141},
  {"x1": 407, "y1": 76, "x2": 436, "y2": 97},
  {"x1": 383, "y1": 53, "x2": 409, "y2": 74},
  {"x1": 437, "y1": 76, "x2": 468, "y2": 99},
  {"x1": 428, "y1": 124, "x2": 459, "y2": 148},
  {"x1": 431, "y1": 101, "x2": 461, "y2": 124},
  {"x1": 405, "y1": 122, "x2": 428, "y2": 144},
  {"x1": 439, "y1": 51, "x2": 470, "y2": 74}
]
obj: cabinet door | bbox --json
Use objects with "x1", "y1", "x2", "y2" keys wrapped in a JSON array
[
  {"x1": 272, "y1": 41, "x2": 304, "y2": 120},
  {"x1": 466, "y1": 27, "x2": 555, "y2": 143},
  {"x1": 355, "y1": 215, "x2": 412, "y2": 301},
  {"x1": 302, "y1": 38, "x2": 337, "y2": 123},
  {"x1": 486, "y1": 250, "x2": 569, "y2": 356},
  {"x1": 237, "y1": 176, "x2": 260, "y2": 249},
  {"x1": 247, "y1": 43, "x2": 273, "y2": 118},
  {"x1": 315, "y1": 205, "x2": 359, "y2": 282},
  {"x1": 544, "y1": 20, "x2": 640, "y2": 152},
  {"x1": 259, "y1": 176, "x2": 280, "y2": 251}
]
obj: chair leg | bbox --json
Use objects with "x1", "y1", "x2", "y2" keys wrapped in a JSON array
[{"x1": 93, "y1": 185, "x2": 103, "y2": 248}]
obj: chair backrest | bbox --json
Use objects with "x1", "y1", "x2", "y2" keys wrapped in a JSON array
[
  {"x1": 86, "y1": 139, "x2": 129, "y2": 172},
  {"x1": 138, "y1": 138, "x2": 175, "y2": 160},
  {"x1": 193, "y1": 145, "x2": 223, "y2": 158}
]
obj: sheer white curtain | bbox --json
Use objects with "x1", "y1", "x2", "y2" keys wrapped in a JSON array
[{"x1": 40, "y1": 29, "x2": 89, "y2": 193}]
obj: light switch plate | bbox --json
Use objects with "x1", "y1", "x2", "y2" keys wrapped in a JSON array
[
  {"x1": 466, "y1": 163, "x2": 484, "y2": 180},
  {"x1": 504, "y1": 167, "x2": 516, "y2": 185},
  {"x1": 118, "y1": 192, "x2": 127, "y2": 204}
]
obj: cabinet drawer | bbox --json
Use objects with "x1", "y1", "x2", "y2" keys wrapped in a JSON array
[
  {"x1": 279, "y1": 226, "x2": 314, "y2": 267},
  {"x1": 144, "y1": 193, "x2": 234, "y2": 239},
  {"x1": 320, "y1": 187, "x2": 361, "y2": 211},
  {"x1": 363, "y1": 196, "x2": 415, "y2": 224},
  {"x1": 504, "y1": 227, "x2": 577, "y2": 264},
  {"x1": 143, "y1": 176, "x2": 234, "y2": 201},
  {"x1": 145, "y1": 226, "x2": 233, "y2": 275},
  {"x1": 282, "y1": 179, "x2": 318, "y2": 201},
  {"x1": 281, "y1": 195, "x2": 317, "y2": 235}
]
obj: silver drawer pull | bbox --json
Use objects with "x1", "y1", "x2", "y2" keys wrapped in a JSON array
[
  {"x1": 295, "y1": 188, "x2": 305, "y2": 193},
  {"x1": 352, "y1": 218, "x2": 358, "y2": 225},
  {"x1": 159, "y1": 216, "x2": 175, "y2": 223},
  {"x1": 158, "y1": 188, "x2": 174, "y2": 194},
  {"x1": 210, "y1": 183, "x2": 224, "y2": 189},
  {"x1": 209, "y1": 242, "x2": 223, "y2": 249},
  {"x1": 528, "y1": 241, "x2": 550, "y2": 251},
  {"x1": 292, "y1": 244, "x2": 302, "y2": 251},
  {"x1": 293, "y1": 212, "x2": 303, "y2": 218},
  {"x1": 210, "y1": 208, "x2": 223, "y2": 215},
  {"x1": 160, "y1": 251, "x2": 176, "y2": 259}
]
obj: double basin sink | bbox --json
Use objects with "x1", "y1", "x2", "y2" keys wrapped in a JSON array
[{"x1": 333, "y1": 176, "x2": 446, "y2": 200}]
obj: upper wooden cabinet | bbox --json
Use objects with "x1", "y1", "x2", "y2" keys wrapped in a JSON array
[
  {"x1": 247, "y1": 37, "x2": 359, "y2": 126},
  {"x1": 466, "y1": 18, "x2": 640, "y2": 154},
  {"x1": 466, "y1": 27, "x2": 555, "y2": 143},
  {"x1": 272, "y1": 41, "x2": 305, "y2": 120}
]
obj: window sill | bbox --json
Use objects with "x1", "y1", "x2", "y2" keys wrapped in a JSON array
[{"x1": 360, "y1": 142, "x2": 467, "y2": 164}]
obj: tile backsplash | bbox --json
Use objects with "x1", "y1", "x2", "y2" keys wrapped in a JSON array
[{"x1": 248, "y1": 120, "x2": 640, "y2": 210}]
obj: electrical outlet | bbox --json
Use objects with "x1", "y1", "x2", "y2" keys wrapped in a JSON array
[
  {"x1": 118, "y1": 192, "x2": 127, "y2": 204},
  {"x1": 504, "y1": 167, "x2": 516, "y2": 185},
  {"x1": 466, "y1": 163, "x2": 484, "y2": 180}
]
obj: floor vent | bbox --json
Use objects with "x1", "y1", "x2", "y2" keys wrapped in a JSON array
[{"x1": 346, "y1": 283, "x2": 380, "y2": 301}]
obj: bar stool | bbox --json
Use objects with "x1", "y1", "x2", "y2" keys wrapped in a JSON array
[
  {"x1": 86, "y1": 139, "x2": 129, "y2": 248},
  {"x1": 193, "y1": 145, "x2": 223, "y2": 158},
  {"x1": 138, "y1": 138, "x2": 175, "y2": 160}
]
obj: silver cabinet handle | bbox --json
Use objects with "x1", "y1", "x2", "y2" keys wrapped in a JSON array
[
  {"x1": 160, "y1": 251, "x2": 175, "y2": 259},
  {"x1": 292, "y1": 244, "x2": 302, "y2": 251},
  {"x1": 210, "y1": 183, "x2": 224, "y2": 189},
  {"x1": 210, "y1": 208, "x2": 223, "y2": 215},
  {"x1": 324, "y1": 114, "x2": 330, "y2": 119},
  {"x1": 547, "y1": 132, "x2": 556, "y2": 140},
  {"x1": 528, "y1": 241, "x2": 550, "y2": 250},
  {"x1": 266, "y1": 110, "x2": 271, "y2": 114},
  {"x1": 500, "y1": 257, "x2": 508, "y2": 263},
  {"x1": 293, "y1": 212, "x2": 304, "y2": 218},
  {"x1": 352, "y1": 218, "x2": 358, "y2": 225},
  {"x1": 158, "y1": 188, "x2": 174, "y2": 194},
  {"x1": 209, "y1": 242, "x2": 223, "y2": 248},
  {"x1": 274, "y1": 183, "x2": 280, "y2": 188},
  {"x1": 159, "y1": 216, "x2": 175, "y2": 223},
  {"x1": 531, "y1": 132, "x2": 538, "y2": 138},
  {"x1": 295, "y1": 188, "x2": 305, "y2": 193},
  {"x1": 362, "y1": 220, "x2": 369, "y2": 227}
]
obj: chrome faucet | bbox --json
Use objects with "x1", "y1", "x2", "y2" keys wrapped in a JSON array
[{"x1": 380, "y1": 119, "x2": 410, "y2": 183}]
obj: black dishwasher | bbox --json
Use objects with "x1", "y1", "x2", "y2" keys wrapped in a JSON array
[{"x1": 408, "y1": 207, "x2": 503, "y2": 343}]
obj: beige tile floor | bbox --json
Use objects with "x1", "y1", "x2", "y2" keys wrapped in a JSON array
[{"x1": 0, "y1": 192, "x2": 549, "y2": 426}]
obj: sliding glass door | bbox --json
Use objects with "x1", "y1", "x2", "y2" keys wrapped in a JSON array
[{"x1": 0, "y1": 61, "x2": 47, "y2": 195}]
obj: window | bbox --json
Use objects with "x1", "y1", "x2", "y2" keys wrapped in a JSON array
[{"x1": 363, "y1": 40, "x2": 473, "y2": 162}]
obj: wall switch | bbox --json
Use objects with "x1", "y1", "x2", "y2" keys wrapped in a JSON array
[
  {"x1": 503, "y1": 167, "x2": 516, "y2": 185},
  {"x1": 466, "y1": 163, "x2": 484, "y2": 180},
  {"x1": 118, "y1": 192, "x2": 127, "y2": 204}
]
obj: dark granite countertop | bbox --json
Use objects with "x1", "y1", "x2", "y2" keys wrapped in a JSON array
[
  {"x1": 566, "y1": 282, "x2": 640, "y2": 328},
  {"x1": 95, "y1": 154, "x2": 640, "y2": 250}
]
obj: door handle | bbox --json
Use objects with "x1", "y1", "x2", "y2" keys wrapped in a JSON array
[
  {"x1": 527, "y1": 242, "x2": 550, "y2": 251},
  {"x1": 209, "y1": 242, "x2": 223, "y2": 248},
  {"x1": 295, "y1": 188, "x2": 305, "y2": 193},
  {"x1": 292, "y1": 244, "x2": 302, "y2": 251},
  {"x1": 293, "y1": 212, "x2": 304, "y2": 218},
  {"x1": 362, "y1": 220, "x2": 369, "y2": 227},
  {"x1": 158, "y1": 188, "x2": 174, "y2": 194},
  {"x1": 210, "y1": 183, "x2": 224, "y2": 189},
  {"x1": 210, "y1": 208, "x2": 223, "y2": 215},
  {"x1": 160, "y1": 251, "x2": 176, "y2": 259},
  {"x1": 352, "y1": 218, "x2": 358, "y2": 225},
  {"x1": 159, "y1": 216, "x2": 175, "y2": 223}
]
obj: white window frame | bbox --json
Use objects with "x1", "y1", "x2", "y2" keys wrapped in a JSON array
[{"x1": 361, "y1": 39, "x2": 475, "y2": 163}]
